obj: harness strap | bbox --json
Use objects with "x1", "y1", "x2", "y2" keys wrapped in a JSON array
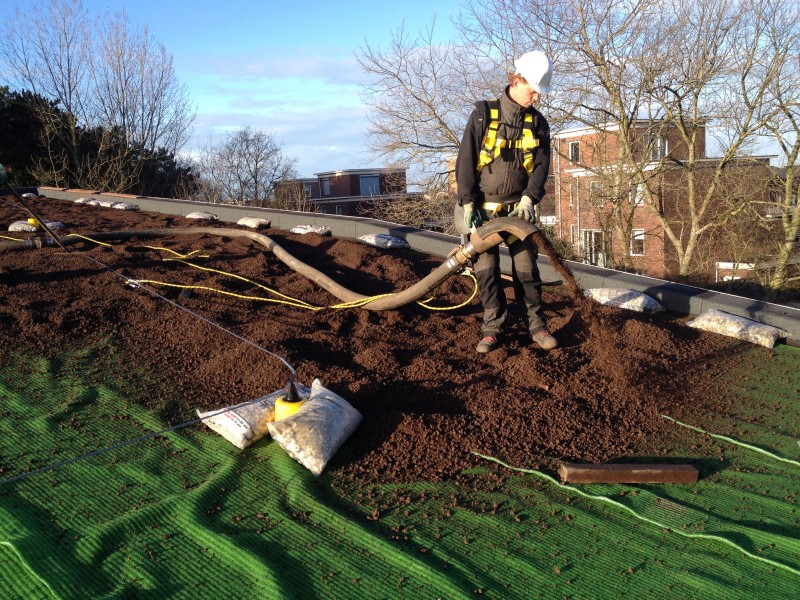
[
  {"x1": 483, "y1": 201, "x2": 518, "y2": 214},
  {"x1": 477, "y1": 99, "x2": 540, "y2": 173}
]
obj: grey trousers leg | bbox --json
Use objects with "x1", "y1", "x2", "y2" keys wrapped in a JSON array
[
  {"x1": 474, "y1": 236, "x2": 545, "y2": 337},
  {"x1": 509, "y1": 238, "x2": 546, "y2": 334},
  {"x1": 474, "y1": 245, "x2": 506, "y2": 336}
]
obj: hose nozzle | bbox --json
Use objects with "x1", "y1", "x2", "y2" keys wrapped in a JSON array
[{"x1": 285, "y1": 380, "x2": 300, "y2": 403}]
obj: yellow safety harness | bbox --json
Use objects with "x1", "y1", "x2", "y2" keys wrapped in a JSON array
[{"x1": 476, "y1": 99, "x2": 540, "y2": 174}]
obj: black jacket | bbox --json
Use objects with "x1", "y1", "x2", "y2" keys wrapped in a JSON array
[{"x1": 455, "y1": 87, "x2": 550, "y2": 207}]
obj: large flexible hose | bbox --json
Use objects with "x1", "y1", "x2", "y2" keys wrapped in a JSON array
[{"x1": 0, "y1": 218, "x2": 541, "y2": 310}]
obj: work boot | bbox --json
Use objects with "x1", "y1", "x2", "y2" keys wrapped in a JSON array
[
  {"x1": 476, "y1": 336, "x2": 498, "y2": 354},
  {"x1": 532, "y1": 330, "x2": 558, "y2": 350}
]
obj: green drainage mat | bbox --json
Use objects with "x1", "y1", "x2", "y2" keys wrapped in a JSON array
[{"x1": 1, "y1": 344, "x2": 798, "y2": 599}]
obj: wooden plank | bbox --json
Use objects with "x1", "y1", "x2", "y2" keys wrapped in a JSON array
[{"x1": 559, "y1": 462, "x2": 699, "y2": 484}]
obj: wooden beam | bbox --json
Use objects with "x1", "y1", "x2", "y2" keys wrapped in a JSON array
[{"x1": 559, "y1": 462, "x2": 699, "y2": 484}]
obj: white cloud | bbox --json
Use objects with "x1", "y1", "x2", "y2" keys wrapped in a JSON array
[
  {"x1": 190, "y1": 103, "x2": 381, "y2": 176},
  {"x1": 176, "y1": 46, "x2": 379, "y2": 174},
  {"x1": 178, "y1": 49, "x2": 365, "y2": 87}
]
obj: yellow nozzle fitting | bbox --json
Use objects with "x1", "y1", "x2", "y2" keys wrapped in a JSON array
[{"x1": 274, "y1": 394, "x2": 305, "y2": 421}]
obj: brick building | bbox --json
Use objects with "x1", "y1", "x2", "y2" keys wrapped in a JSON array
[
  {"x1": 547, "y1": 120, "x2": 780, "y2": 281},
  {"x1": 275, "y1": 168, "x2": 406, "y2": 216}
]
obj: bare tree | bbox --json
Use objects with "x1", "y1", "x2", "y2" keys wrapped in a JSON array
[
  {"x1": 462, "y1": 0, "x2": 784, "y2": 278},
  {"x1": 754, "y1": 0, "x2": 800, "y2": 293},
  {"x1": 357, "y1": 21, "x2": 496, "y2": 190},
  {"x1": 367, "y1": 183, "x2": 455, "y2": 232},
  {"x1": 0, "y1": 0, "x2": 195, "y2": 192},
  {"x1": 90, "y1": 9, "x2": 194, "y2": 156},
  {"x1": 194, "y1": 127, "x2": 297, "y2": 206},
  {"x1": 273, "y1": 181, "x2": 319, "y2": 212},
  {"x1": 1, "y1": 0, "x2": 92, "y2": 185}
]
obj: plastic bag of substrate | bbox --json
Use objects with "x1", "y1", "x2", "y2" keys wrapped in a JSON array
[
  {"x1": 10, "y1": 220, "x2": 66, "y2": 232},
  {"x1": 237, "y1": 217, "x2": 271, "y2": 229},
  {"x1": 358, "y1": 233, "x2": 410, "y2": 249},
  {"x1": 8, "y1": 220, "x2": 39, "y2": 232},
  {"x1": 290, "y1": 224, "x2": 332, "y2": 235},
  {"x1": 112, "y1": 202, "x2": 139, "y2": 211},
  {"x1": 267, "y1": 378, "x2": 363, "y2": 476},
  {"x1": 185, "y1": 211, "x2": 218, "y2": 221},
  {"x1": 585, "y1": 288, "x2": 665, "y2": 313},
  {"x1": 687, "y1": 309, "x2": 788, "y2": 348},
  {"x1": 197, "y1": 383, "x2": 310, "y2": 450}
]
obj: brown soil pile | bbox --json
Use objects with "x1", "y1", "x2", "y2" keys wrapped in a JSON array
[{"x1": 0, "y1": 195, "x2": 751, "y2": 484}]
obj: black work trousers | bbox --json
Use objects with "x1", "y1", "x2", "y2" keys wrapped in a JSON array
[{"x1": 473, "y1": 213, "x2": 545, "y2": 338}]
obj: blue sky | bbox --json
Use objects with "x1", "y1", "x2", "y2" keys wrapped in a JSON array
[{"x1": 1, "y1": 0, "x2": 463, "y2": 176}]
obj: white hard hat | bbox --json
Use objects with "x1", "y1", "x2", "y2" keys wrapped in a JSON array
[{"x1": 514, "y1": 51, "x2": 553, "y2": 94}]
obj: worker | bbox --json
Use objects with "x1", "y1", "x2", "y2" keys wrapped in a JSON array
[{"x1": 455, "y1": 50, "x2": 558, "y2": 354}]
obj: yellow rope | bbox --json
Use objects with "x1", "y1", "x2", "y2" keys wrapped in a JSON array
[
  {"x1": 329, "y1": 294, "x2": 396, "y2": 309},
  {"x1": 162, "y1": 253, "x2": 477, "y2": 312},
  {"x1": 143, "y1": 246, "x2": 209, "y2": 259},
  {"x1": 125, "y1": 279, "x2": 324, "y2": 310},
  {"x1": 416, "y1": 270, "x2": 478, "y2": 311},
  {"x1": 64, "y1": 233, "x2": 114, "y2": 247},
  {"x1": 68, "y1": 234, "x2": 478, "y2": 312},
  {"x1": 164, "y1": 258, "x2": 319, "y2": 309}
]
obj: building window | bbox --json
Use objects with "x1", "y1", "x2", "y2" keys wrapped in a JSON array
[
  {"x1": 631, "y1": 229, "x2": 645, "y2": 256},
  {"x1": 319, "y1": 206, "x2": 328, "y2": 214},
  {"x1": 583, "y1": 229, "x2": 605, "y2": 266},
  {"x1": 303, "y1": 183, "x2": 312, "y2": 197},
  {"x1": 589, "y1": 180, "x2": 603, "y2": 207},
  {"x1": 335, "y1": 205, "x2": 343, "y2": 215},
  {"x1": 322, "y1": 178, "x2": 331, "y2": 196},
  {"x1": 569, "y1": 182, "x2": 576, "y2": 208},
  {"x1": 631, "y1": 183, "x2": 645, "y2": 205},
  {"x1": 359, "y1": 175, "x2": 380, "y2": 196},
  {"x1": 569, "y1": 141, "x2": 580, "y2": 163},
  {"x1": 643, "y1": 134, "x2": 667, "y2": 161}
]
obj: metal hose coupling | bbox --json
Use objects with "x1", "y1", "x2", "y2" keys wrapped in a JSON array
[{"x1": 445, "y1": 241, "x2": 478, "y2": 269}]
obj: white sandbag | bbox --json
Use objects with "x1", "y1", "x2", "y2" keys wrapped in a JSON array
[
  {"x1": 21, "y1": 192, "x2": 39, "y2": 199},
  {"x1": 98, "y1": 200, "x2": 117, "y2": 208},
  {"x1": 112, "y1": 202, "x2": 139, "y2": 211},
  {"x1": 267, "y1": 378, "x2": 363, "y2": 476},
  {"x1": 358, "y1": 233, "x2": 410, "y2": 249},
  {"x1": 687, "y1": 309, "x2": 788, "y2": 348},
  {"x1": 9, "y1": 219, "x2": 64, "y2": 232},
  {"x1": 186, "y1": 211, "x2": 218, "y2": 221},
  {"x1": 290, "y1": 224, "x2": 332, "y2": 235},
  {"x1": 8, "y1": 220, "x2": 38, "y2": 232},
  {"x1": 74, "y1": 197, "x2": 93, "y2": 204},
  {"x1": 586, "y1": 288, "x2": 665, "y2": 313},
  {"x1": 197, "y1": 383, "x2": 310, "y2": 450},
  {"x1": 237, "y1": 217, "x2": 271, "y2": 229}
]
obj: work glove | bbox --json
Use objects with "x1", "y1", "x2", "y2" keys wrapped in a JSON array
[
  {"x1": 509, "y1": 195, "x2": 535, "y2": 222},
  {"x1": 463, "y1": 202, "x2": 483, "y2": 230},
  {"x1": 0, "y1": 163, "x2": 7, "y2": 186}
]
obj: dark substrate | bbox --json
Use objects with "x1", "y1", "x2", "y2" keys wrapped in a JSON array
[{"x1": 0, "y1": 195, "x2": 758, "y2": 487}]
